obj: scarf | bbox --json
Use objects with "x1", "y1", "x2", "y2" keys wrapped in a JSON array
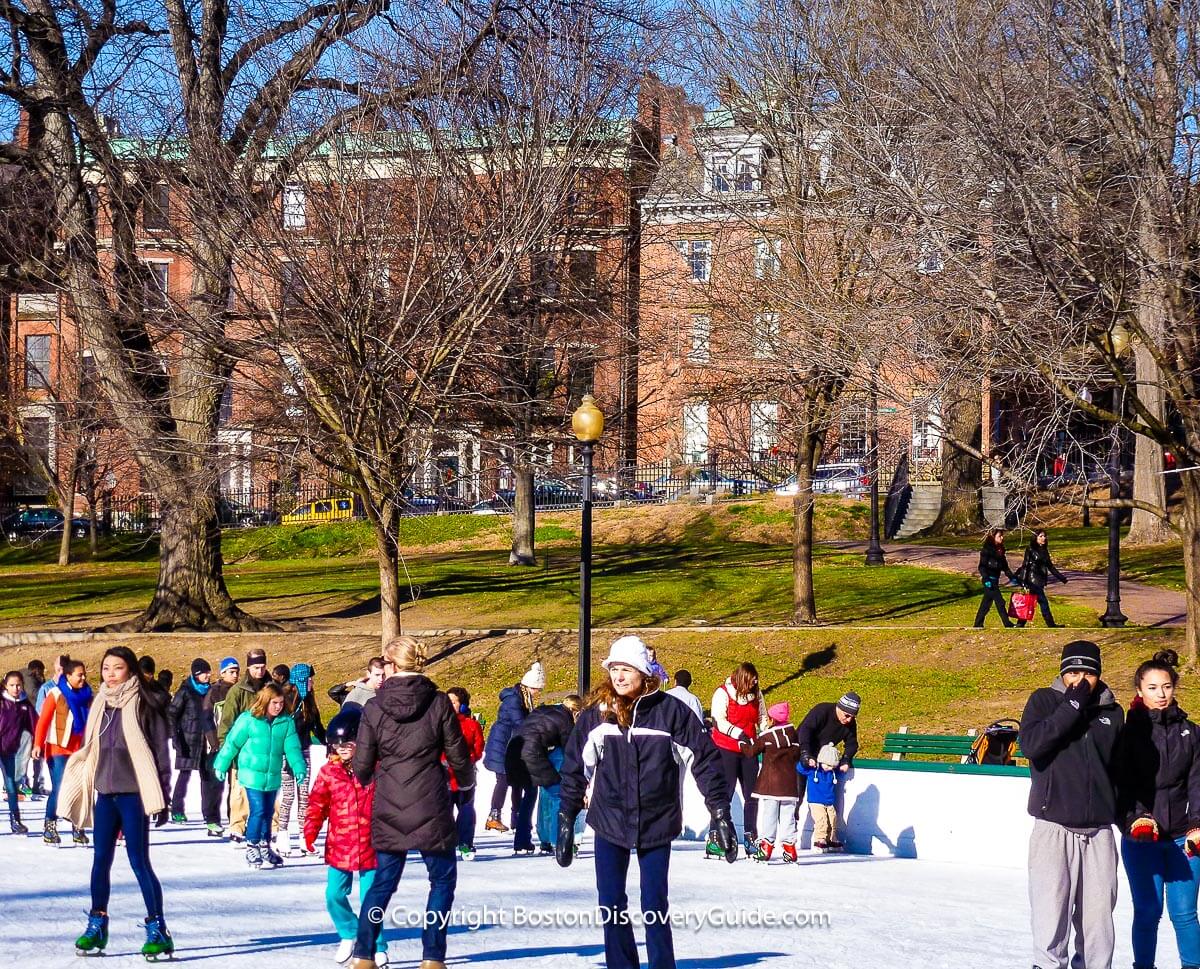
[
  {"x1": 58, "y1": 676, "x2": 165, "y2": 828},
  {"x1": 290, "y1": 663, "x2": 313, "y2": 700},
  {"x1": 189, "y1": 675, "x2": 211, "y2": 697},
  {"x1": 57, "y1": 674, "x2": 94, "y2": 739}
]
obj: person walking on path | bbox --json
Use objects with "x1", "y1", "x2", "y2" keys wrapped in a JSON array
[
  {"x1": 1, "y1": 670, "x2": 37, "y2": 833},
  {"x1": 349, "y1": 636, "x2": 474, "y2": 969},
  {"x1": 482, "y1": 662, "x2": 543, "y2": 834},
  {"x1": 304, "y1": 707, "x2": 379, "y2": 966},
  {"x1": 213, "y1": 682, "x2": 308, "y2": 870},
  {"x1": 276, "y1": 662, "x2": 325, "y2": 857},
  {"x1": 740, "y1": 701, "x2": 802, "y2": 862},
  {"x1": 167, "y1": 659, "x2": 222, "y2": 831},
  {"x1": 33, "y1": 657, "x2": 93, "y2": 845},
  {"x1": 1020, "y1": 640, "x2": 1124, "y2": 969},
  {"x1": 1114, "y1": 649, "x2": 1200, "y2": 969},
  {"x1": 217, "y1": 648, "x2": 272, "y2": 843},
  {"x1": 709, "y1": 661, "x2": 770, "y2": 857},
  {"x1": 445, "y1": 687, "x2": 484, "y2": 861},
  {"x1": 1017, "y1": 530, "x2": 1069, "y2": 628},
  {"x1": 557, "y1": 635, "x2": 737, "y2": 969},
  {"x1": 974, "y1": 527, "x2": 1020, "y2": 628},
  {"x1": 58, "y1": 646, "x2": 173, "y2": 959}
]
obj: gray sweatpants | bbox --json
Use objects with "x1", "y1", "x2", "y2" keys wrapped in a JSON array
[{"x1": 1028, "y1": 818, "x2": 1118, "y2": 969}]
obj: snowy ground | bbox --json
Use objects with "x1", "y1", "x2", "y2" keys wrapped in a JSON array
[{"x1": 0, "y1": 776, "x2": 1176, "y2": 969}]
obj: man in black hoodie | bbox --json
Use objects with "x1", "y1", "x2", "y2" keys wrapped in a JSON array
[{"x1": 1020, "y1": 640, "x2": 1124, "y2": 969}]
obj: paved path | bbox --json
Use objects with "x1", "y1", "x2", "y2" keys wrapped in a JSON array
[{"x1": 829, "y1": 541, "x2": 1186, "y2": 628}]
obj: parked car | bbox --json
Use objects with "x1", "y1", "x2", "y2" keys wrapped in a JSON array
[
  {"x1": 280, "y1": 495, "x2": 362, "y2": 524},
  {"x1": 469, "y1": 479, "x2": 585, "y2": 515},
  {"x1": 3, "y1": 507, "x2": 90, "y2": 541},
  {"x1": 1037, "y1": 458, "x2": 1132, "y2": 490},
  {"x1": 775, "y1": 462, "x2": 870, "y2": 496},
  {"x1": 217, "y1": 496, "x2": 280, "y2": 528},
  {"x1": 649, "y1": 468, "x2": 770, "y2": 498},
  {"x1": 399, "y1": 488, "x2": 471, "y2": 515}
]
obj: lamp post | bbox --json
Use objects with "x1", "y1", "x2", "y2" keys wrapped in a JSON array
[
  {"x1": 865, "y1": 376, "x2": 885, "y2": 566},
  {"x1": 572, "y1": 394, "x2": 604, "y2": 694},
  {"x1": 1100, "y1": 323, "x2": 1131, "y2": 628}
]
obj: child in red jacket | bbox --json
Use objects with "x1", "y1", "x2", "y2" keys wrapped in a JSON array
[
  {"x1": 446, "y1": 686, "x2": 484, "y2": 861},
  {"x1": 304, "y1": 709, "x2": 379, "y2": 967}
]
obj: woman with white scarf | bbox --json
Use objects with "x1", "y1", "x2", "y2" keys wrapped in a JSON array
[{"x1": 58, "y1": 646, "x2": 173, "y2": 960}]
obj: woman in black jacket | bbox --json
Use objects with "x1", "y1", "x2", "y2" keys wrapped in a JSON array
[
  {"x1": 973, "y1": 527, "x2": 1020, "y2": 628},
  {"x1": 505, "y1": 697, "x2": 581, "y2": 854},
  {"x1": 1016, "y1": 530, "x2": 1068, "y2": 628},
  {"x1": 349, "y1": 637, "x2": 473, "y2": 969},
  {"x1": 557, "y1": 636, "x2": 735, "y2": 969},
  {"x1": 167, "y1": 658, "x2": 222, "y2": 831},
  {"x1": 1115, "y1": 649, "x2": 1200, "y2": 969}
]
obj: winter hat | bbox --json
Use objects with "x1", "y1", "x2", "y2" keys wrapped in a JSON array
[
  {"x1": 246, "y1": 648, "x2": 267, "y2": 667},
  {"x1": 836, "y1": 691, "x2": 862, "y2": 717},
  {"x1": 1060, "y1": 640, "x2": 1102, "y2": 677},
  {"x1": 521, "y1": 661, "x2": 546, "y2": 690},
  {"x1": 601, "y1": 636, "x2": 652, "y2": 676},
  {"x1": 767, "y1": 701, "x2": 791, "y2": 725},
  {"x1": 817, "y1": 743, "x2": 841, "y2": 768},
  {"x1": 327, "y1": 707, "x2": 362, "y2": 747},
  {"x1": 219, "y1": 656, "x2": 239, "y2": 674},
  {"x1": 290, "y1": 662, "x2": 314, "y2": 700},
  {"x1": 190, "y1": 658, "x2": 211, "y2": 678}
]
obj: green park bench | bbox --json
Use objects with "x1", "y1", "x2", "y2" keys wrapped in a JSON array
[{"x1": 853, "y1": 726, "x2": 1031, "y2": 777}]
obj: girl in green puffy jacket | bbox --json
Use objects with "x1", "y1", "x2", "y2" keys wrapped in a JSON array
[{"x1": 214, "y1": 683, "x2": 307, "y2": 870}]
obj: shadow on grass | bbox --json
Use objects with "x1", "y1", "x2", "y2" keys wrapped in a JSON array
[{"x1": 762, "y1": 643, "x2": 838, "y2": 696}]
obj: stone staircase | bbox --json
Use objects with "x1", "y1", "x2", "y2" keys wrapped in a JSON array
[{"x1": 895, "y1": 482, "x2": 942, "y2": 538}]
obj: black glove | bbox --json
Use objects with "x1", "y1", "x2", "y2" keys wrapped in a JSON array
[
  {"x1": 555, "y1": 811, "x2": 577, "y2": 868},
  {"x1": 155, "y1": 809, "x2": 169, "y2": 828},
  {"x1": 1064, "y1": 679, "x2": 1093, "y2": 709},
  {"x1": 711, "y1": 805, "x2": 738, "y2": 864}
]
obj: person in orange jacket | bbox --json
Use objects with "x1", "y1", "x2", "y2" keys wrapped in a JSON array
[
  {"x1": 445, "y1": 687, "x2": 484, "y2": 861},
  {"x1": 33, "y1": 658, "x2": 93, "y2": 845}
]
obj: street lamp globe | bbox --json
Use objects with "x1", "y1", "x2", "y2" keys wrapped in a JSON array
[
  {"x1": 572, "y1": 394, "x2": 604, "y2": 443},
  {"x1": 1109, "y1": 323, "x2": 1133, "y2": 358}
]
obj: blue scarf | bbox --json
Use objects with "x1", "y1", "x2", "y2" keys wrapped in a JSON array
[
  {"x1": 189, "y1": 676, "x2": 211, "y2": 696},
  {"x1": 57, "y1": 674, "x2": 94, "y2": 739},
  {"x1": 290, "y1": 663, "x2": 313, "y2": 700}
]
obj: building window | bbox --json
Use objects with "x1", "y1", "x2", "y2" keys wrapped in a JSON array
[
  {"x1": 283, "y1": 183, "x2": 306, "y2": 231},
  {"x1": 839, "y1": 401, "x2": 867, "y2": 460},
  {"x1": 682, "y1": 401, "x2": 709, "y2": 463},
  {"x1": 531, "y1": 251, "x2": 561, "y2": 299},
  {"x1": 676, "y1": 240, "x2": 711, "y2": 282},
  {"x1": 688, "y1": 314, "x2": 710, "y2": 364},
  {"x1": 752, "y1": 311, "x2": 779, "y2": 358},
  {"x1": 912, "y1": 396, "x2": 942, "y2": 460},
  {"x1": 144, "y1": 261, "x2": 170, "y2": 309},
  {"x1": 24, "y1": 334, "x2": 51, "y2": 390},
  {"x1": 750, "y1": 401, "x2": 779, "y2": 458},
  {"x1": 755, "y1": 238, "x2": 782, "y2": 278},
  {"x1": 80, "y1": 351, "x2": 99, "y2": 402},
  {"x1": 280, "y1": 262, "x2": 303, "y2": 309},
  {"x1": 917, "y1": 238, "x2": 944, "y2": 274},
  {"x1": 281, "y1": 354, "x2": 304, "y2": 419},
  {"x1": 566, "y1": 346, "x2": 596, "y2": 405},
  {"x1": 143, "y1": 182, "x2": 170, "y2": 231},
  {"x1": 708, "y1": 151, "x2": 760, "y2": 193},
  {"x1": 219, "y1": 382, "x2": 234, "y2": 424},
  {"x1": 568, "y1": 250, "x2": 598, "y2": 298}
]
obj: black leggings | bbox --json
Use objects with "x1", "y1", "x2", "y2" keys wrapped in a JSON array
[
  {"x1": 1016, "y1": 586, "x2": 1056, "y2": 627},
  {"x1": 974, "y1": 584, "x2": 1013, "y2": 628},
  {"x1": 717, "y1": 747, "x2": 759, "y2": 838},
  {"x1": 490, "y1": 772, "x2": 519, "y2": 816}
]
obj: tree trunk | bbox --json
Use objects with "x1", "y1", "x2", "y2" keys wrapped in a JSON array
[
  {"x1": 792, "y1": 432, "x2": 818, "y2": 624},
  {"x1": 87, "y1": 495, "x2": 98, "y2": 557},
  {"x1": 106, "y1": 492, "x2": 274, "y2": 631},
  {"x1": 376, "y1": 523, "x2": 402, "y2": 645},
  {"x1": 927, "y1": 375, "x2": 983, "y2": 535},
  {"x1": 509, "y1": 464, "x2": 536, "y2": 566},
  {"x1": 1180, "y1": 472, "x2": 1200, "y2": 664},
  {"x1": 57, "y1": 502, "x2": 73, "y2": 567},
  {"x1": 1127, "y1": 344, "x2": 1172, "y2": 544}
]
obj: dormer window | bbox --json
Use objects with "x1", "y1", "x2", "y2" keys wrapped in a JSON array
[{"x1": 707, "y1": 149, "x2": 760, "y2": 193}]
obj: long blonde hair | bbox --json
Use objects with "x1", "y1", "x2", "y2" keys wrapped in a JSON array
[
  {"x1": 383, "y1": 635, "x2": 425, "y2": 673},
  {"x1": 587, "y1": 674, "x2": 660, "y2": 728}
]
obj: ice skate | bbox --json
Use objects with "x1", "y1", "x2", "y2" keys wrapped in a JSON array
[
  {"x1": 457, "y1": 844, "x2": 476, "y2": 861},
  {"x1": 74, "y1": 911, "x2": 108, "y2": 955},
  {"x1": 11, "y1": 816, "x2": 28, "y2": 834},
  {"x1": 205, "y1": 822, "x2": 224, "y2": 838},
  {"x1": 141, "y1": 915, "x2": 174, "y2": 961},
  {"x1": 43, "y1": 818, "x2": 60, "y2": 845},
  {"x1": 753, "y1": 839, "x2": 773, "y2": 863},
  {"x1": 484, "y1": 810, "x2": 509, "y2": 833},
  {"x1": 262, "y1": 840, "x2": 284, "y2": 868},
  {"x1": 72, "y1": 826, "x2": 90, "y2": 846},
  {"x1": 170, "y1": 812, "x2": 187, "y2": 824},
  {"x1": 245, "y1": 841, "x2": 263, "y2": 869},
  {"x1": 333, "y1": 938, "x2": 354, "y2": 964},
  {"x1": 781, "y1": 843, "x2": 798, "y2": 863},
  {"x1": 704, "y1": 833, "x2": 726, "y2": 860}
]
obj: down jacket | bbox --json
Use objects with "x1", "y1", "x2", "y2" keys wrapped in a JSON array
[
  {"x1": 352, "y1": 674, "x2": 474, "y2": 854},
  {"x1": 0, "y1": 692, "x2": 36, "y2": 757},
  {"x1": 168, "y1": 677, "x2": 215, "y2": 771},
  {"x1": 304, "y1": 756, "x2": 376, "y2": 871},
  {"x1": 448, "y1": 712, "x2": 484, "y2": 793},
  {"x1": 1115, "y1": 702, "x2": 1200, "y2": 840},
  {"x1": 560, "y1": 689, "x2": 730, "y2": 851},
  {"x1": 742, "y1": 723, "x2": 803, "y2": 800},
  {"x1": 213, "y1": 710, "x2": 308, "y2": 792},
  {"x1": 505, "y1": 704, "x2": 576, "y2": 788},
  {"x1": 482, "y1": 684, "x2": 535, "y2": 773}
]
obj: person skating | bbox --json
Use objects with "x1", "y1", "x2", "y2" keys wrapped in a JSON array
[
  {"x1": 481, "y1": 662, "x2": 543, "y2": 834},
  {"x1": 740, "y1": 701, "x2": 802, "y2": 862},
  {"x1": 1114, "y1": 649, "x2": 1200, "y2": 969},
  {"x1": 166, "y1": 658, "x2": 222, "y2": 830},
  {"x1": 217, "y1": 648, "x2": 272, "y2": 843},
  {"x1": 349, "y1": 636, "x2": 475, "y2": 969},
  {"x1": 276, "y1": 662, "x2": 325, "y2": 858},
  {"x1": 1017, "y1": 529, "x2": 1069, "y2": 628},
  {"x1": 557, "y1": 635, "x2": 736, "y2": 969},
  {"x1": 57, "y1": 646, "x2": 173, "y2": 960},
  {"x1": 709, "y1": 661, "x2": 770, "y2": 857},
  {"x1": 304, "y1": 707, "x2": 381, "y2": 966},
  {"x1": 1020, "y1": 640, "x2": 1124, "y2": 969},
  {"x1": 504, "y1": 695, "x2": 582, "y2": 855},
  {"x1": 205, "y1": 657, "x2": 240, "y2": 835},
  {"x1": 445, "y1": 687, "x2": 484, "y2": 861},
  {"x1": 800, "y1": 744, "x2": 845, "y2": 851},
  {"x1": 665, "y1": 669, "x2": 704, "y2": 723},
  {"x1": 331, "y1": 657, "x2": 386, "y2": 710},
  {"x1": 213, "y1": 682, "x2": 308, "y2": 870},
  {"x1": 1, "y1": 670, "x2": 37, "y2": 833},
  {"x1": 974, "y1": 527, "x2": 1020, "y2": 628},
  {"x1": 32, "y1": 657, "x2": 93, "y2": 845},
  {"x1": 18, "y1": 659, "x2": 44, "y2": 798}
]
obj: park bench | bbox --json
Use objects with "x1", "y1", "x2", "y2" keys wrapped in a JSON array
[{"x1": 853, "y1": 726, "x2": 1031, "y2": 777}]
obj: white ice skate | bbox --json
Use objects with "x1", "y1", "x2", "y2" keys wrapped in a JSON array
[{"x1": 333, "y1": 939, "x2": 353, "y2": 964}]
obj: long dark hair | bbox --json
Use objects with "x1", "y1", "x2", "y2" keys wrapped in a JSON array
[
  {"x1": 101, "y1": 646, "x2": 164, "y2": 740},
  {"x1": 1134, "y1": 649, "x2": 1180, "y2": 691},
  {"x1": 1028, "y1": 529, "x2": 1048, "y2": 551},
  {"x1": 983, "y1": 528, "x2": 1005, "y2": 550}
]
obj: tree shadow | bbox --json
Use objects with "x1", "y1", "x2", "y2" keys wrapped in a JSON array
[{"x1": 762, "y1": 644, "x2": 837, "y2": 695}]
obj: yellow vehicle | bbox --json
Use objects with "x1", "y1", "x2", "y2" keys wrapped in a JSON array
[{"x1": 280, "y1": 496, "x2": 361, "y2": 524}]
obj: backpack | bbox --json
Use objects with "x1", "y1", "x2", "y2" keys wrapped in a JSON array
[{"x1": 966, "y1": 719, "x2": 1021, "y2": 766}]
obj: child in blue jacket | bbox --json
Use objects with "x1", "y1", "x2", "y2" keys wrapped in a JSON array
[{"x1": 799, "y1": 743, "x2": 843, "y2": 850}]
